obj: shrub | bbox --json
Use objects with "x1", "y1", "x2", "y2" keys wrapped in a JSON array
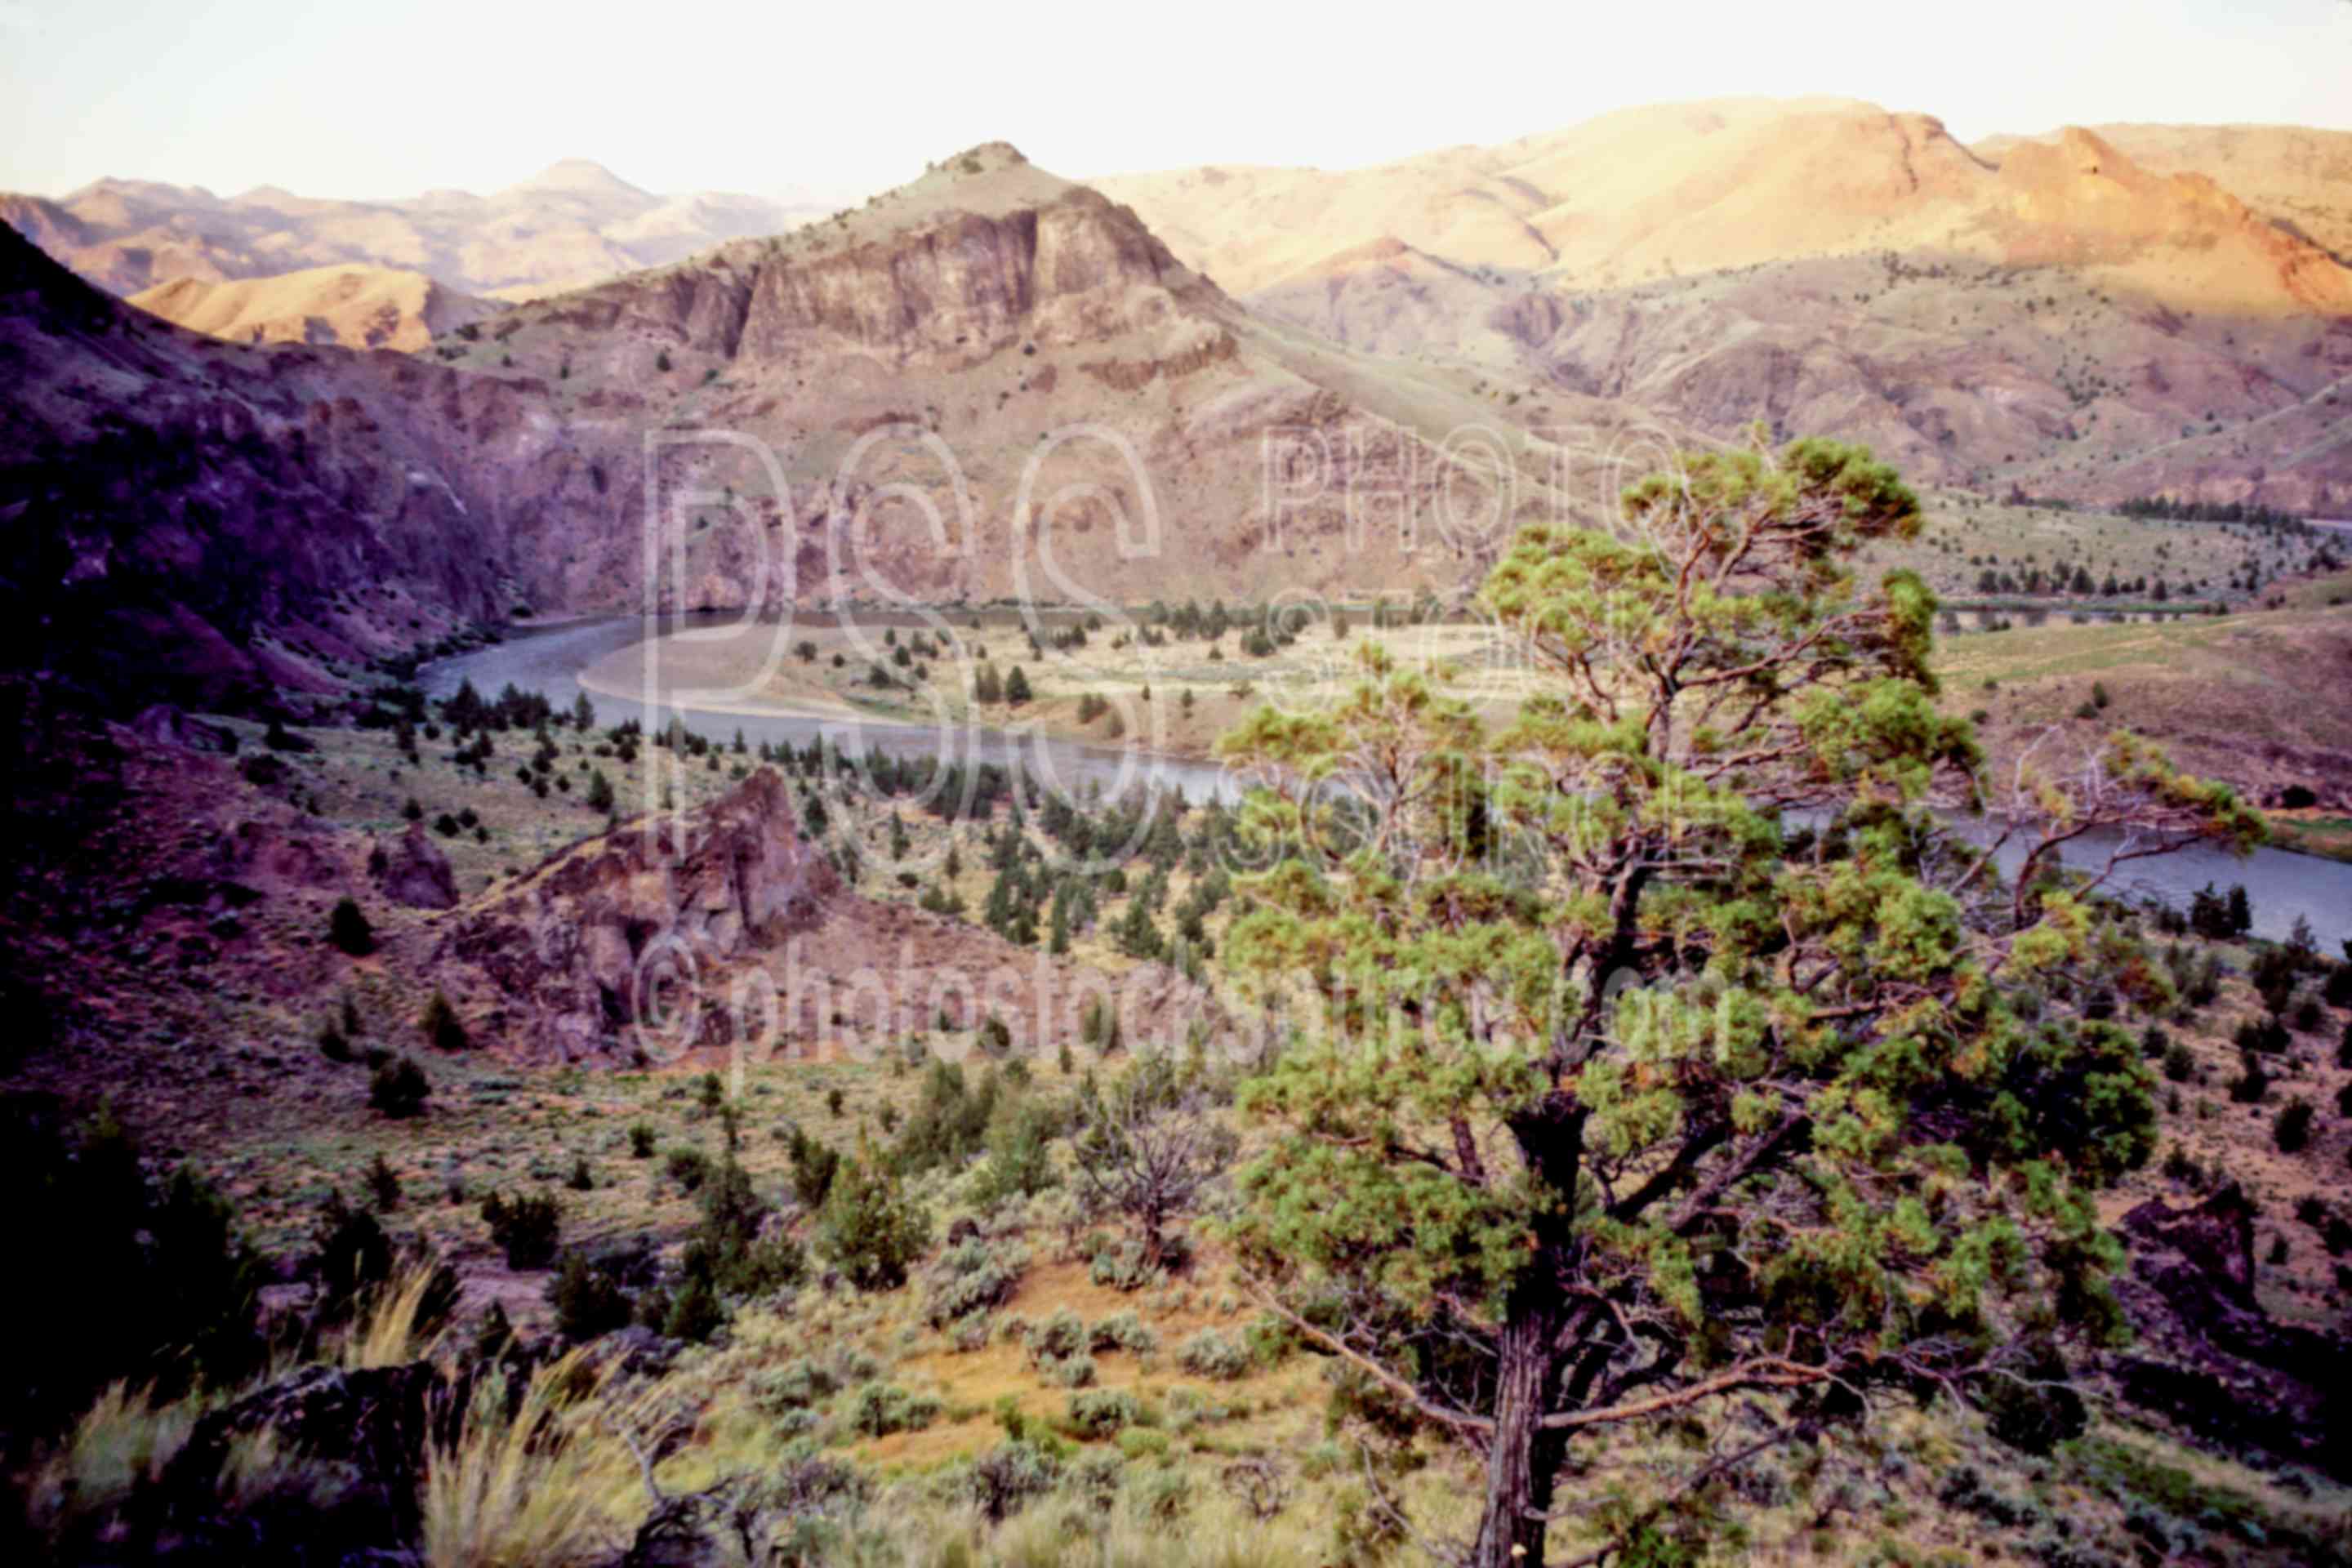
[
  {"x1": 628, "y1": 1123, "x2": 656, "y2": 1158},
  {"x1": 1977, "y1": 1340, "x2": 2087, "y2": 1455},
  {"x1": 665, "y1": 1148, "x2": 711, "y2": 1192},
  {"x1": 1129, "y1": 1464, "x2": 1194, "y2": 1521},
  {"x1": 367, "y1": 1153, "x2": 401, "y2": 1212},
  {"x1": 481, "y1": 1191, "x2": 561, "y2": 1270},
  {"x1": 368, "y1": 1056, "x2": 430, "y2": 1119},
  {"x1": 1087, "y1": 1236, "x2": 1164, "y2": 1292},
  {"x1": 327, "y1": 898, "x2": 376, "y2": 956},
  {"x1": 420, "y1": 991, "x2": 468, "y2": 1052},
  {"x1": 973, "y1": 1101, "x2": 1059, "y2": 1205},
  {"x1": 1041, "y1": 1352, "x2": 1097, "y2": 1388},
  {"x1": 1116, "y1": 1427, "x2": 1171, "y2": 1461},
  {"x1": 1025, "y1": 1308, "x2": 1087, "y2": 1363},
  {"x1": 845, "y1": 1381, "x2": 942, "y2": 1437},
  {"x1": 2275, "y1": 1098, "x2": 2315, "y2": 1155},
  {"x1": 924, "y1": 1237, "x2": 1028, "y2": 1326},
  {"x1": 1065, "y1": 1388, "x2": 1142, "y2": 1438},
  {"x1": 548, "y1": 1252, "x2": 632, "y2": 1340},
  {"x1": 788, "y1": 1129, "x2": 840, "y2": 1209},
  {"x1": 1175, "y1": 1328, "x2": 1250, "y2": 1380},
  {"x1": 969, "y1": 1441, "x2": 1060, "y2": 1521},
  {"x1": 1067, "y1": 1450, "x2": 1126, "y2": 1512},
  {"x1": 679, "y1": 1157, "x2": 801, "y2": 1305},
  {"x1": 2227, "y1": 1050, "x2": 2270, "y2": 1104},
  {"x1": 815, "y1": 1157, "x2": 932, "y2": 1291},
  {"x1": 2161, "y1": 1040, "x2": 2196, "y2": 1083},
  {"x1": 1089, "y1": 1310, "x2": 1158, "y2": 1355},
  {"x1": 661, "y1": 1274, "x2": 725, "y2": 1343},
  {"x1": 755, "y1": 1358, "x2": 845, "y2": 1414}
]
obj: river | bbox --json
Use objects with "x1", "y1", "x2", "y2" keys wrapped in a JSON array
[{"x1": 425, "y1": 614, "x2": 2352, "y2": 949}]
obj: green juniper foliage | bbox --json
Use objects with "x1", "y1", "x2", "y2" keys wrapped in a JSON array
[{"x1": 1213, "y1": 434, "x2": 2258, "y2": 1568}]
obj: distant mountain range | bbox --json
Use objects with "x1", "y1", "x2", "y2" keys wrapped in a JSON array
[
  {"x1": 0, "y1": 157, "x2": 853, "y2": 301},
  {"x1": 1096, "y1": 99, "x2": 2352, "y2": 510}
]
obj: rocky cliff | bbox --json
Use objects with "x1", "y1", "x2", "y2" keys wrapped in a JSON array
[
  {"x1": 431, "y1": 768, "x2": 837, "y2": 1062},
  {"x1": 425, "y1": 764, "x2": 1227, "y2": 1070}
]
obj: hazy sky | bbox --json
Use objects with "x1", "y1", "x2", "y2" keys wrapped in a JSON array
[{"x1": 2, "y1": 0, "x2": 2347, "y2": 202}]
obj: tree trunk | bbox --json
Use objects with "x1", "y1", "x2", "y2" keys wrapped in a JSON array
[
  {"x1": 1477, "y1": 1099, "x2": 1584, "y2": 1567},
  {"x1": 1472, "y1": 1294, "x2": 1563, "y2": 1568}
]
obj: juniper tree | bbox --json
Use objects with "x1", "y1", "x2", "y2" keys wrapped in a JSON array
[
  {"x1": 1215, "y1": 435, "x2": 2256, "y2": 1567},
  {"x1": 1071, "y1": 1057, "x2": 1236, "y2": 1270}
]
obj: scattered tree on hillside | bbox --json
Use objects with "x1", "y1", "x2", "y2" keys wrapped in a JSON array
[{"x1": 1071, "y1": 1057, "x2": 1236, "y2": 1270}]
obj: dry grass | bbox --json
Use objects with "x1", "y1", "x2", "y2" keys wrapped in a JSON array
[
  {"x1": 19, "y1": 1382, "x2": 203, "y2": 1535},
  {"x1": 420, "y1": 1348, "x2": 648, "y2": 1568},
  {"x1": 344, "y1": 1253, "x2": 454, "y2": 1370}
]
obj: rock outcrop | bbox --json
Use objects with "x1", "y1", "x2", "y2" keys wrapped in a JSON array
[
  {"x1": 434, "y1": 768, "x2": 835, "y2": 1062},
  {"x1": 2107, "y1": 1183, "x2": 2351, "y2": 1479},
  {"x1": 371, "y1": 822, "x2": 459, "y2": 910}
]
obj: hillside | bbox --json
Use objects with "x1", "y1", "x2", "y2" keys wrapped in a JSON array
[
  {"x1": 1101, "y1": 99, "x2": 2352, "y2": 511},
  {"x1": 0, "y1": 158, "x2": 842, "y2": 301},
  {"x1": 127, "y1": 263, "x2": 501, "y2": 352},
  {"x1": 0, "y1": 225, "x2": 603, "y2": 702}
]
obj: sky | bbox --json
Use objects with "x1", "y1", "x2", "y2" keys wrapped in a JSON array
[{"x1": 2, "y1": 0, "x2": 2348, "y2": 203}]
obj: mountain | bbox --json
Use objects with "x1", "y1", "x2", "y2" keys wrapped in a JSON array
[
  {"x1": 1098, "y1": 98, "x2": 2352, "y2": 510},
  {"x1": 0, "y1": 158, "x2": 841, "y2": 301},
  {"x1": 448, "y1": 141, "x2": 1633, "y2": 609},
  {"x1": 127, "y1": 264, "x2": 501, "y2": 352},
  {"x1": 1976, "y1": 123, "x2": 2352, "y2": 264},
  {"x1": 1101, "y1": 99, "x2": 2352, "y2": 310}
]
